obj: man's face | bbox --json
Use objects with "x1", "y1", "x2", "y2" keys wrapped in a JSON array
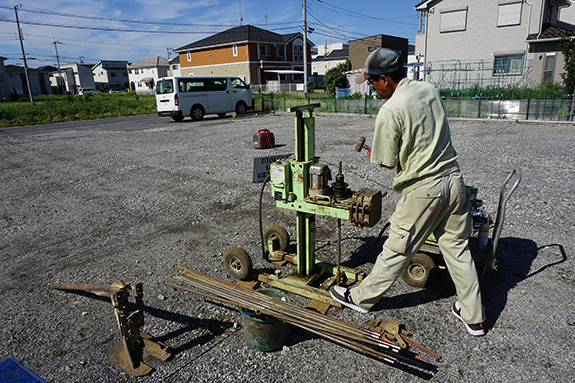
[{"x1": 368, "y1": 75, "x2": 395, "y2": 99}]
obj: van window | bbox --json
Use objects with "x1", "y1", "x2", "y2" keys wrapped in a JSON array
[
  {"x1": 232, "y1": 78, "x2": 249, "y2": 89},
  {"x1": 206, "y1": 79, "x2": 227, "y2": 91},
  {"x1": 178, "y1": 79, "x2": 206, "y2": 92},
  {"x1": 156, "y1": 80, "x2": 173, "y2": 94}
]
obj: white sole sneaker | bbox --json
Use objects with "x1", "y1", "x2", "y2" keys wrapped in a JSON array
[
  {"x1": 451, "y1": 301, "x2": 485, "y2": 336},
  {"x1": 329, "y1": 286, "x2": 368, "y2": 314}
]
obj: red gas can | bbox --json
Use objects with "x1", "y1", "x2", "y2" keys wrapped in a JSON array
[{"x1": 253, "y1": 129, "x2": 275, "y2": 149}]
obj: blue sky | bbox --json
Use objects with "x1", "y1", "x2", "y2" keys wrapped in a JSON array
[{"x1": 0, "y1": 1, "x2": 421, "y2": 67}]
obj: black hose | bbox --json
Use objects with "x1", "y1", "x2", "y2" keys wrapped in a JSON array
[{"x1": 259, "y1": 175, "x2": 271, "y2": 263}]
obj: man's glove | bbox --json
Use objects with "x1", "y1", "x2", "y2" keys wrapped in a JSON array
[{"x1": 367, "y1": 150, "x2": 371, "y2": 161}]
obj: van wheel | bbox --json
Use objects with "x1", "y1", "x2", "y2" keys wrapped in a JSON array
[
  {"x1": 235, "y1": 101, "x2": 247, "y2": 115},
  {"x1": 190, "y1": 105, "x2": 205, "y2": 121},
  {"x1": 171, "y1": 116, "x2": 184, "y2": 122}
]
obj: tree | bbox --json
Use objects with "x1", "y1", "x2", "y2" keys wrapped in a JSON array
[
  {"x1": 324, "y1": 61, "x2": 349, "y2": 96},
  {"x1": 560, "y1": 32, "x2": 575, "y2": 95}
]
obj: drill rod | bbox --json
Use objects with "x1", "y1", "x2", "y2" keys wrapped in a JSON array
[
  {"x1": 169, "y1": 266, "x2": 436, "y2": 366},
  {"x1": 166, "y1": 281, "x2": 398, "y2": 365}
]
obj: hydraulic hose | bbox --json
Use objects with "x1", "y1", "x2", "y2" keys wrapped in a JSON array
[{"x1": 259, "y1": 175, "x2": 271, "y2": 263}]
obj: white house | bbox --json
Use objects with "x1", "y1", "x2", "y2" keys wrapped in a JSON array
[
  {"x1": 127, "y1": 56, "x2": 170, "y2": 94},
  {"x1": 311, "y1": 42, "x2": 349, "y2": 85},
  {"x1": 50, "y1": 63, "x2": 96, "y2": 94},
  {"x1": 92, "y1": 60, "x2": 129, "y2": 92}
]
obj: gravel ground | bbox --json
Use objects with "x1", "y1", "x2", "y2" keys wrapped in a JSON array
[{"x1": 1, "y1": 112, "x2": 574, "y2": 383}]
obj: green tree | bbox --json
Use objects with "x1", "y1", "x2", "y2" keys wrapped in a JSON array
[
  {"x1": 324, "y1": 61, "x2": 349, "y2": 96},
  {"x1": 560, "y1": 32, "x2": 575, "y2": 95}
]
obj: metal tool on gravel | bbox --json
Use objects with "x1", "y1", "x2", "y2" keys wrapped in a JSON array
[{"x1": 50, "y1": 281, "x2": 171, "y2": 377}]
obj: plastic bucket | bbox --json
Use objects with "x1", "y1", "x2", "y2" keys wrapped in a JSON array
[{"x1": 239, "y1": 288, "x2": 291, "y2": 352}]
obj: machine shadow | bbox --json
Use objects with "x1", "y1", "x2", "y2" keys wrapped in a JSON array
[
  {"x1": 341, "y1": 235, "x2": 551, "y2": 332},
  {"x1": 50, "y1": 290, "x2": 233, "y2": 356}
]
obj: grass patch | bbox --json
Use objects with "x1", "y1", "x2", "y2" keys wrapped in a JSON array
[{"x1": 0, "y1": 93, "x2": 157, "y2": 128}]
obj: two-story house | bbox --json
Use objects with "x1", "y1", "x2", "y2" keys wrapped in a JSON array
[
  {"x1": 311, "y1": 42, "x2": 349, "y2": 85},
  {"x1": 50, "y1": 63, "x2": 96, "y2": 94},
  {"x1": 5, "y1": 65, "x2": 54, "y2": 98},
  {"x1": 172, "y1": 25, "x2": 314, "y2": 87},
  {"x1": 414, "y1": 0, "x2": 573, "y2": 89},
  {"x1": 92, "y1": 60, "x2": 129, "y2": 92},
  {"x1": 127, "y1": 56, "x2": 170, "y2": 94}
]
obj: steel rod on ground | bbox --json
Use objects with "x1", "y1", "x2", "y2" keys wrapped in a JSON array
[{"x1": 167, "y1": 265, "x2": 437, "y2": 367}]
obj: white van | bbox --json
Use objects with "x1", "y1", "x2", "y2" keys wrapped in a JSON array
[{"x1": 156, "y1": 76, "x2": 254, "y2": 122}]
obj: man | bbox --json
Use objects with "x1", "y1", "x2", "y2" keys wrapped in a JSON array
[{"x1": 329, "y1": 48, "x2": 485, "y2": 336}]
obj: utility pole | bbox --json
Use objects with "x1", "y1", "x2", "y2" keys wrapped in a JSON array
[
  {"x1": 53, "y1": 40, "x2": 64, "y2": 94},
  {"x1": 303, "y1": 0, "x2": 308, "y2": 95},
  {"x1": 14, "y1": 5, "x2": 33, "y2": 103}
]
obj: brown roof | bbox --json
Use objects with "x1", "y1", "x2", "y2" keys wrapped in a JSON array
[{"x1": 527, "y1": 23, "x2": 575, "y2": 41}]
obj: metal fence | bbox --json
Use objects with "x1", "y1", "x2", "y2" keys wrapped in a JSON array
[{"x1": 258, "y1": 94, "x2": 575, "y2": 121}]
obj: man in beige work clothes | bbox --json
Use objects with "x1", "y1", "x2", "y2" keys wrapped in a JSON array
[{"x1": 330, "y1": 48, "x2": 485, "y2": 336}]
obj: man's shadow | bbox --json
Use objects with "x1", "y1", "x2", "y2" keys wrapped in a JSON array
[{"x1": 341, "y1": 233, "x2": 558, "y2": 331}]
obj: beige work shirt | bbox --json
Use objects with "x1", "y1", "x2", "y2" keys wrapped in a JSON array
[{"x1": 370, "y1": 78, "x2": 460, "y2": 194}]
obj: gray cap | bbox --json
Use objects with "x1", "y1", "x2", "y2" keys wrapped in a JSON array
[{"x1": 355, "y1": 48, "x2": 401, "y2": 84}]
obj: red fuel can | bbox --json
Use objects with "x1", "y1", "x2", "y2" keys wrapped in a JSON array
[{"x1": 253, "y1": 129, "x2": 275, "y2": 149}]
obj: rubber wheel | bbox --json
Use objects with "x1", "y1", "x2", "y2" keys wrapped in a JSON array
[
  {"x1": 235, "y1": 101, "x2": 247, "y2": 115},
  {"x1": 223, "y1": 247, "x2": 253, "y2": 280},
  {"x1": 264, "y1": 225, "x2": 290, "y2": 252},
  {"x1": 171, "y1": 115, "x2": 184, "y2": 122},
  {"x1": 190, "y1": 105, "x2": 205, "y2": 121},
  {"x1": 217, "y1": 113, "x2": 226, "y2": 118},
  {"x1": 401, "y1": 253, "x2": 437, "y2": 288}
]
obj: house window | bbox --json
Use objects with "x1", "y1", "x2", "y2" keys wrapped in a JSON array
[
  {"x1": 498, "y1": 1, "x2": 523, "y2": 27},
  {"x1": 368, "y1": 46, "x2": 380, "y2": 52},
  {"x1": 173, "y1": 64, "x2": 179, "y2": 70},
  {"x1": 440, "y1": 6, "x2": 468, "y2": 33},
  {"x1": 187, "y1": 52, "x2": 191, "y2": 62},
  {"x1": 276, "y1": 46, "x2": 284, "y2": 57},
  {"x1": 260, "y1": 45, "x2": 270, "y2": 57},
  {"x1": 233, "y1": 45, "x2": 238, "y2": 57},
  {"x1": 493, "y1": 55, "x2": 523, "y2": 75},
  {"x1": 542, "y1": 54, "x2": 556, "y2": 83}
]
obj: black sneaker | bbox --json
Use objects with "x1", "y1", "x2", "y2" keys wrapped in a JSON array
[
  {"x1": 451, "y1": 301, "x2": 485, "y2": 336},
  {"x1": 329, "y1": 285, "x2": 368, "y2": 313}
]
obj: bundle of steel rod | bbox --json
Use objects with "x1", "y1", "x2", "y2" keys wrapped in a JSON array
[{"x1": 166, "y1": 265, "x2": 435, "y2": 368}]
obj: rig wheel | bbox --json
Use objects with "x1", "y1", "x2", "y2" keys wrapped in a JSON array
[
  {"x1": 401, "y1": 253, "x2": 437, "y2": 288},
  {"x1": 264, "y1": 225, "x2": 290, "y2": 252},
  {"x1": 223, "y1": 247, "x2": 253, "y2": 280}
]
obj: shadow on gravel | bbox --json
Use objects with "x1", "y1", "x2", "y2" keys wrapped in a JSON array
[
  {"x1": 50, "y1": 290, "x2": 233, "y2": 356},
  {"x1": 342, "y1": 235, "x2": 556, "y2": 334},
  {"x1": 481, "y1": 238, "x2": 564, "y2": 330}
]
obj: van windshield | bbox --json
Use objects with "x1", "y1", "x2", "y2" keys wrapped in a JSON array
[{"x1": 156, "y1": 80, "x2": 174, "y2": 94}]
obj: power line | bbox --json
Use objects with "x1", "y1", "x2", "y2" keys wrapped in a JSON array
[
  {"x1": 0, "y1": 4, "x2": 300, "y2": 28},
  {"x1": 312, "y1": 0, "x2": 419, "y2": 26},
  {"x1": 0, "y1": 18, "x2": 221, "y2": 34}
]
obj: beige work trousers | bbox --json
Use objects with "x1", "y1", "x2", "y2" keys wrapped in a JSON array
[{"x1": 350, "y1": 171, "x2": 485, "y2": 324}]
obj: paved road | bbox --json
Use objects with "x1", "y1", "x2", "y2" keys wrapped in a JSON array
[{"x1": 0, "y1": 113, "x2": 259, "y2": 137}]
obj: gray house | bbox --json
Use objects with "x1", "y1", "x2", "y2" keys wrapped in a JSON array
[
  {"x1": 414, "y1": 0, "x2": 573, "y2": 89},
  {"x1": 5, "y1": 65, "x2": 54, "y2": 98}
]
